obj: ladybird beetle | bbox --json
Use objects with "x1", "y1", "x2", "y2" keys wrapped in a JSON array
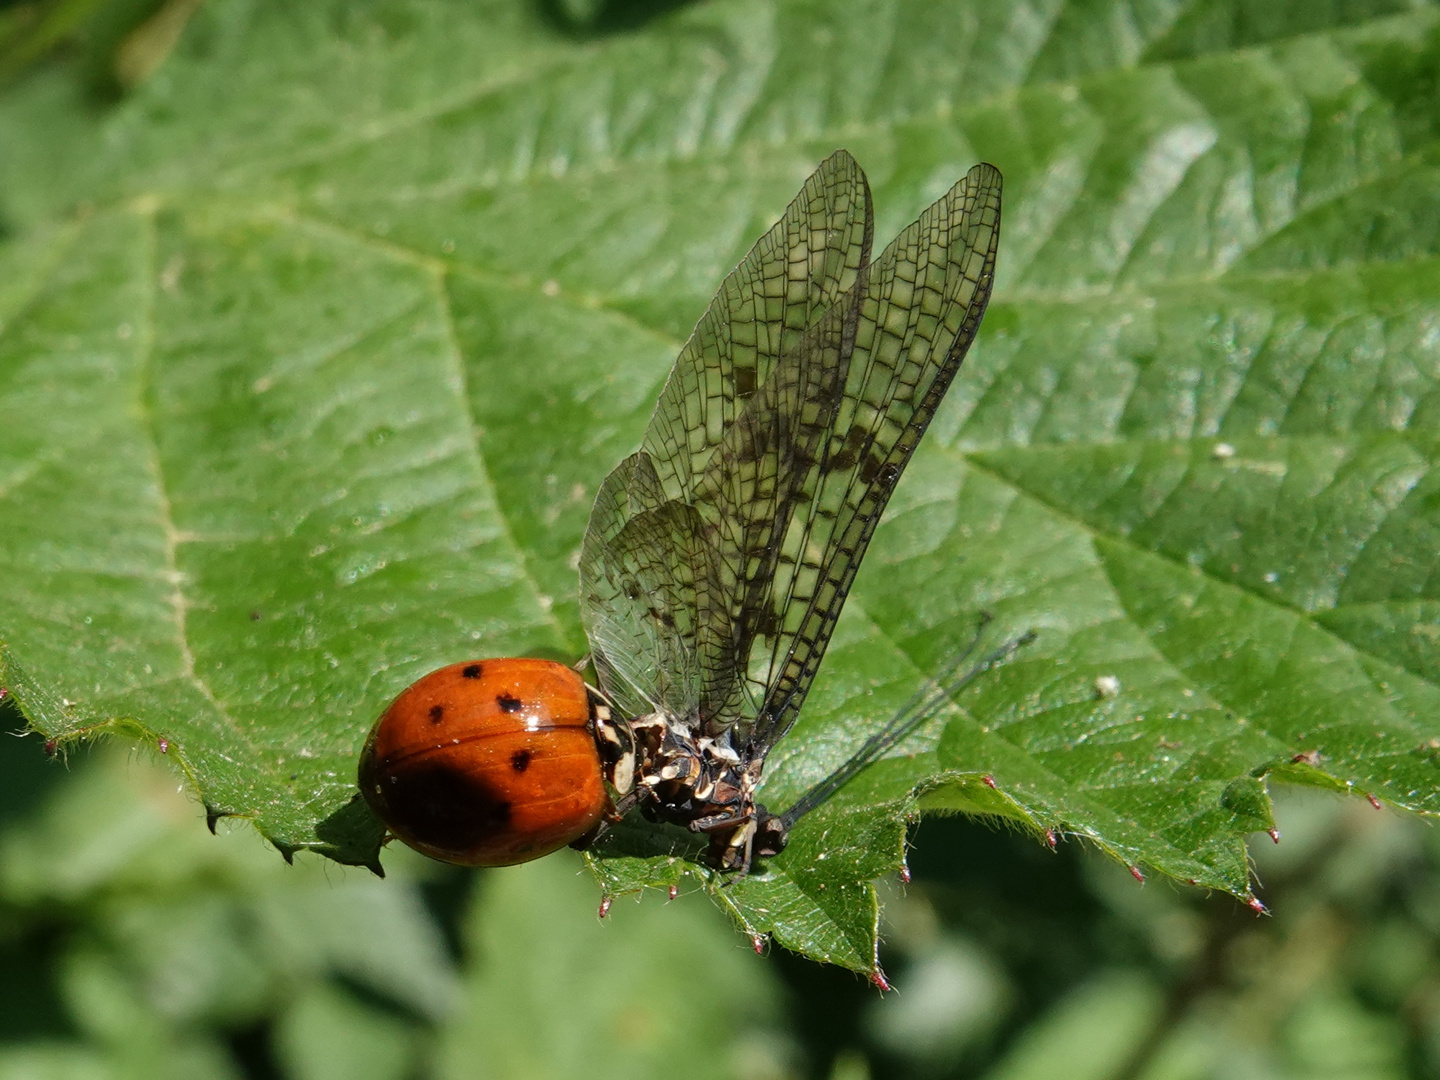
[{"x1": 358, "y1": 658, "x2": 623, "y2": 866}]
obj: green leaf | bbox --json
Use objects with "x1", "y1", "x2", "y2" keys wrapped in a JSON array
[
  {"x1": 977, "y1": 974, "x2": 1161, "y2": 1080},
  {"x1": 2, "y1": 0, "x2": 1438, "y2": 973},
  {"x1": 436, "y1": 854, "x2": 785, "y2": 1080},
  {"x1": 275, "y1": 983, "x2": 419, "y2": 1080}
]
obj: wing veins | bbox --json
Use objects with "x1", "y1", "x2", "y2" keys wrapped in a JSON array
[
  {"x1": 578, "y1": 151, "x2": 874, "y2": 720},
  {"x1": 748, "y1": 163, "x2": 1003, "y2": 752}
]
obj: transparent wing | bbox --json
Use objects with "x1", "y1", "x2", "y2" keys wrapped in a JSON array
[
  {"x1": 579, "y1": 151, "x2": 874, "y2": 720},
  {"x1": 580, "y1": 156, "x2": 1002, "y2": 744},
  {"x1": 580, "y1": 454, "x2": 713, "y2": 718},
  {"x1": 741, "y1": 162, "x2": 1003, "y2": 752}
]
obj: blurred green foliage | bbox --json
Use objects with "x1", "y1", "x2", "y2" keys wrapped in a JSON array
[{"x1": 0, "y1": 0, "x2": 198, "y2": 93}]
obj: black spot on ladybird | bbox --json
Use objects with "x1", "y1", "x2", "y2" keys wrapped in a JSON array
[
  {"x1": 497, "y1": 694, "x2": 522, "y2": 713},
  {"x1": 511, "y1": 749, "x2": 533, "y2": 772},
  {"x1": 429, "y1": 704, "x2": 445, "y2": 724},
  {"x1": 462, "y1": 664, "x2": 482, "y2": 679}
]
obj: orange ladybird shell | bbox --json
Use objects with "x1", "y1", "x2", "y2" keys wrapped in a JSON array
[{"x1": 358, "y1": 658, "x2": 609, "y2": 866}]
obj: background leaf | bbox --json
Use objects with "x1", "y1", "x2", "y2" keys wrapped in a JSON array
[{"x1": 1, "y1": 0, "x2": 1437, "y2": 973}]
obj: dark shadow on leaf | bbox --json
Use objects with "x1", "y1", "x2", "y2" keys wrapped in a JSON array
[
  {"x1": 534, "y1": 0, "x2": 700, "y2": 38},
  {"x1": 592, "y1": 813, "x2": 706, "y2": 861},
  {"x1": 315, "y1": 790, "x2": 387, "y2": 871}
]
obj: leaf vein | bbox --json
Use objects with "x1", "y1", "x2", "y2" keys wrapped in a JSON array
[
  {"x1": 133, "y1": 206, "x2": 271, "y2": 774},
  {"x1": 960, "y1": 441, "x2": 1437, "y2": 700}
]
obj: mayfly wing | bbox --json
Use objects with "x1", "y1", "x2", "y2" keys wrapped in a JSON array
[
  {"x1": 659, "y1": 161, "x2": 1003, "y2": 740},
  {"x1": 741, "y1": 163, "x2": 1003, "y2": 754},
  {"x1": 685, "y1": 275, "x2": 863, "y2": 725},
  {"x1": 581, "y1": 454, "x2": 713, "y2": 718},
  {"x1": 579, "y1": 152, "x2": 874, "y2": 720}
]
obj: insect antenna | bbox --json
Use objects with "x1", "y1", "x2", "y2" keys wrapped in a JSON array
[{"x1": 778, "y1": 623, "x2": 1036, "y2": 830}]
